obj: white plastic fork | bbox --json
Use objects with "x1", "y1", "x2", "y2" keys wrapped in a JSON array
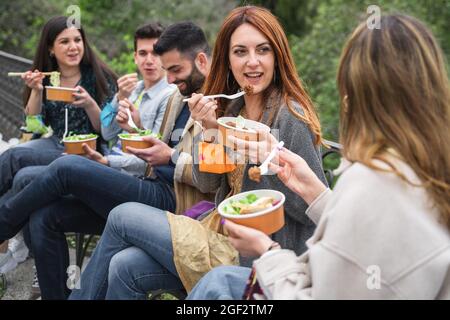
[
  {"x1": 63, "y1": 107, "x2": 68, "y2": 141},
  {"x1": 259, "y1": 141, "x2": 285, "y2": 175},
  {"x1": 125, "y1": 108, "x2": 139, "y2": 133},
  {"x1": 183, "y1": 90, "x2": 245, "y2": 103}
]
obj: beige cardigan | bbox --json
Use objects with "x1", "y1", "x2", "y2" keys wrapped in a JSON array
[{"x1": 254, "y1": 159, "x2": 450, "y2": 299}]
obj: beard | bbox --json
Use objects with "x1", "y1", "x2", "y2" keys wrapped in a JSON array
[{"x1": 174, "y1": 63, "x2": 205, "y2": 96}]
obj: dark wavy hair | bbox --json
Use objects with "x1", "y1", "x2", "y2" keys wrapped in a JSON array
[{"x1": 23, "y1": 16, "x2": 117, "y2": 106}]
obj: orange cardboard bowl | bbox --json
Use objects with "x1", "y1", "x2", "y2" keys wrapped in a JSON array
[
  {"x1": 63, "y1": 136, "x2": 97, "y2": 155},
  {"x1": 119, "y1": 134, "x2": 155, "y2": 153},
  {"x1": 45, "y1": 86, "x2": 78, "y2": 103},
  {"x1": 218, "y1": 189, "x2": 285, "y2": 235},
  {"x1": 217, "y1": 117, "x2": 270, "y2": 149}
]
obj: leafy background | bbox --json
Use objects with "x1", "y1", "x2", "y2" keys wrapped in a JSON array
[{"x1": 1, "y1": 0, "x2": 449, "y2": 141}]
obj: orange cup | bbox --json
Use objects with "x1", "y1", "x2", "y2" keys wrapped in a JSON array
[
  {"x1": 218, "y1": 189, "x2": 285, "y2": 235},
  {"x1": 45, "y1": 86, "x2": 78, "y2": 103},
  {"x1": 217, "y1": 117, "x2": 270, "y2": 150},
  {"x1": 119, "y1": 134, "x2": 154, "y2": 153}
]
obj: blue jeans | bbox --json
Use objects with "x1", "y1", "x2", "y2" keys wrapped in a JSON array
[
  {"x1": 69, "y1": 203, "x2": 183, "y2": 300},
  {"x1": 187, "y1": 266, "x2": 251, "y2": 300},
  {"x1": 0, "y1": 166, "x2": 47, "y2": 207},
  {"x1": 0, "y1": 142, "x2": 62, "y2": 196},
  {"x1": 0, "y1": 155, "x2": 175, "y2": 241},
  {"x1": 28, "y1": 197, "x2": 106, "y2": 300}
]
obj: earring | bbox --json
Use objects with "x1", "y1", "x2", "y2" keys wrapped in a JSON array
[
  {"x1": 343, "y1": 95, "x2": 349, "y2": 113},
  {"x1": 50, "y1": 52, "x2": 55, "y2": 58},
  {"x1": 273, "y1": 68, "x2": 277, "y2": 85}
]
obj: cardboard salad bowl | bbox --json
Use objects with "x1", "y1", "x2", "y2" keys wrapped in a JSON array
[
  {"x1": 218, "y1": 189, "x2": 285, "y2": 235},
  {"x1": 119, "y1": 134, "x2": 155, "y2": 153},
  {"x1": 217, "y1": 117, "x2": 270, "y2": 149},
  {"x1": 45, "y1": 86, "x2": 78, "y2": 103},
  {"x1": 63, "y1": 135, "x2": 97, "y2": 155}
]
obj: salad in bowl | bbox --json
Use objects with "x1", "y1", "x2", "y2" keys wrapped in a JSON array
[
  {"x1": 63, "y1": 133, "x2": 98, "y2": 155},
  {"x1": 118, "y1": 129, "x2": 161, "y2": 153},
  {"x1": 218, "y1": 189, "x2": 285, "y2": 235}
]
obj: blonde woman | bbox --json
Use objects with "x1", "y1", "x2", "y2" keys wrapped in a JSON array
[{"x1": 188, "y1": 14, "x2": 450, "y2": 300}]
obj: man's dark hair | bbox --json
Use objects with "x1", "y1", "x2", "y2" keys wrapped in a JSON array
[
  {"x1": 134, "y1": 22, "x2": 164, "y2": 51},
  {"x1": 153, "y1": 21, "x2": 211, "y2": 60}
]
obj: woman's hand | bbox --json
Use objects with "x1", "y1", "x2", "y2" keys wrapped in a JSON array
[
  {"x1": 224, "y1": 220, "x2": 274, "y2": 257},
  {"x1": 72, "y1": 86, "x2": 96, "y2": 109},
  {"x1": 228, "y1": 130, "x2": 278, "y2": 164},
  {"x1": 187, "y1": 93, "x2": 218, "y2": 130},
  {"x1": 269, "y1": 148, "x2": 327, "y2": 205},
  {"x1": 22, "y1": 70, "x2": 45, "y2": 92}
]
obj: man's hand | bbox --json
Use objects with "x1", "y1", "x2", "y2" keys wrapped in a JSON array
[
  {"x1": 127, "y1": 137, "x2": 175, "y2": 166},
  {"x1": 117, "y1": 73, "x2": 138, "y2": 101},
  {"x1": 115, "y1": 99, "x2": 141, "y2": 132},
  {"x1": 82, "y1": 143, "x2": 109, "y2": 166}
]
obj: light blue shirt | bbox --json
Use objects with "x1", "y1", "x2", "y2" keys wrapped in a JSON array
[{"x1": 100, "y1": 77, "x2": 176, "y2": 176}]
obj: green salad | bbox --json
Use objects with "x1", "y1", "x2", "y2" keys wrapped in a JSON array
[
  {"x1": 119, "y1": 129, "x2": 162, "y2": 140},
  {"x1": 63, "y1": 133, "x2": 98, "y2": 142},
  {"x1": 223, "y1": 193, "x2": 275, "y2": 215}
]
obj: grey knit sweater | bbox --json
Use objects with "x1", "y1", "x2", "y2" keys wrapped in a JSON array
[{"x1": 192, "y1": 93, "x2": 328, "y2": 266}]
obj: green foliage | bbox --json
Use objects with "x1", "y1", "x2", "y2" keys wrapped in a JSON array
[
  {"x1": 0, "y1": 0, "x2": 73, "y2": 59},
  {"x1": 241, "y1": 0, "x2": 318, "y2": 36},
  {"x1": 290, "y1": 0, "x2": 450, "y2": 141},
  {"x1": 1, "y1": 0, "x2": 449, "y2": 140}
]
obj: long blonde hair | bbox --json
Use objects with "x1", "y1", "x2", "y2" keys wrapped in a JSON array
[
  {"x1": 202, "y1": 6, "x2": 322, "y2": 145},
  {"x1": 337, "y1": 14, "x2": 450, "y2": 227}
]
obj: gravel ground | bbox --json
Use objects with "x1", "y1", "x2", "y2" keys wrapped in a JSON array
[{"x1": 1, "y1": 249, "x2": 89, "y2": 300}]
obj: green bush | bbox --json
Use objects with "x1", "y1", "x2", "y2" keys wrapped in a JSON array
[{"x1": 290, "y1": 0, "x2": 450, "y2": 141}]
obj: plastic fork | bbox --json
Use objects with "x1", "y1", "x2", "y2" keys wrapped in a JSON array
[
  {"x1": 63, "y1": 107, "x2": 69, "y2": 141},
  {"x1": 125, "y1": 108, "x2": 139, "y2": 133},
  {"x1": 259, "y1": 141, "x2": 285, "y2": 175},
  {"x1": 183, "y1": 90, "x2": 245, "y2": 103}
]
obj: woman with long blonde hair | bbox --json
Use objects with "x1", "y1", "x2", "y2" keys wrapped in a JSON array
[{"x1": 188, "y1": 14, "x2": 450, "y2": 300}]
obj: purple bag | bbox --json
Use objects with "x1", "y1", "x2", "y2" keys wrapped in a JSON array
[{"x1": 182, "y1": 201, "x2": 215, "y2": 220}]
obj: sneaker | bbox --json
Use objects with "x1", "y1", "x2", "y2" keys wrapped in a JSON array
[
  {"x1": 31, "y1": 265, "x2": 41, "y2": 299},
  {"x1": 0, "y1": 250, "x2": 18, "y2": 274},
  {"x1": 9, "y1": 231, "x2": 29, "y2": 263}
]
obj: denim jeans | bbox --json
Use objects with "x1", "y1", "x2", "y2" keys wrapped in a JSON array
[
  {"x1": 69, "y1": 202, "x2": 183, "y2": 300},
  {"x1": 0, "y1": 143, "x2": 62, "y2": 196},
  {"x1": 0, "y1": 166, "x2": 47, "y2": 207},
  {"x1": 0, "y1": 137, "x2": 64, "y2": 246},
  {"x1": 187, "y1": 266, "x2": 251, "y2": 300},
  {"x1": 28, "y1": 197, "x2": 106, "y2": 300},
  {"x1": 0, "y1": 155, "x2": 175, "y2": 241}
]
